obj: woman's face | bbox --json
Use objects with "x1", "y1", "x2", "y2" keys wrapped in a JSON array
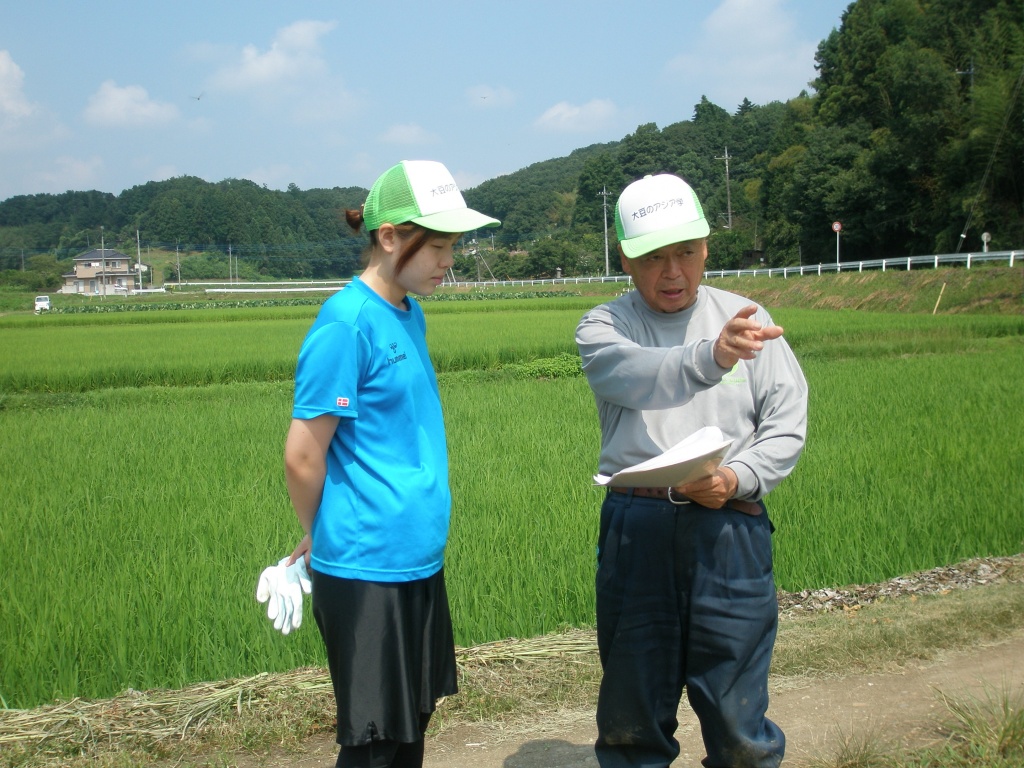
[{"x1": 393, "y1": 231, "x2": 460, "y2": 298}]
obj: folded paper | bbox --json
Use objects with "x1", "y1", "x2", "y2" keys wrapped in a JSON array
[{"x1": 594, "y1": 426, "x2": 733, "y2": 488}]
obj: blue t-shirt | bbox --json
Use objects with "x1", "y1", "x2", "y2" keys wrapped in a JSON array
[{"x1": 292, "y1": 278, "x2": 450, "y2": 582}]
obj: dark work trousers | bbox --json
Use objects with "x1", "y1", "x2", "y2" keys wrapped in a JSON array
[{"x1": 594, "y1": 490, "x2": 784, "y2": 768}]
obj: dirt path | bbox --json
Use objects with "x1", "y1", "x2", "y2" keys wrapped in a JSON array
[
  {"x1": 423, "y1": 632, "x2": 1024, "y2": 767},
  {"x1": 264, "y1": 632, "x2": 1024, "y2": 767},
  {"x1": 239, "y1": 558, "x2": 1024, "y2": 767}
]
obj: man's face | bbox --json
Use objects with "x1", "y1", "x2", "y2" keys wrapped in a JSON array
[{"x1": 620, "y1": 238, "x2": 708, "y2": 313}]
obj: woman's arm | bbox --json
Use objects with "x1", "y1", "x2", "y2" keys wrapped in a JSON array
[{"x1": 284, "y1": 415, "x2": 340, "y2": 535}]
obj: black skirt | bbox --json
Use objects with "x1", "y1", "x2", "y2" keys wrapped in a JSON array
[{"x1": 310, "y1": 567, "x2": 458, "y2": 746}]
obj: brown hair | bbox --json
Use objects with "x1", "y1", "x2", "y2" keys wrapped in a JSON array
[{"x1": 345, "y1": 207, "x2": 441, "y2": 276}]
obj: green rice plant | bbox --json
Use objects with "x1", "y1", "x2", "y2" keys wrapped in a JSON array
[
  {"x1": 770, "y1": 345, "x2": 1024, "y2": 589},
  {"x1": 443, "y1": 376, "x2": 601, "y2": 644},
  {"x1": 0, "y1": 383, "x2": 324, "y2": 710},
  {"x1": 426, "y1": 309, "x2": 586, "y2": 371},
  {"x1": 0, "y1": 308, "x2": 592, "y2": 392},
  {"x1": 0, "y1": 376, "x2": 602, "y2": 709},
  {"x1": 2, "y1": 304, "x2": 1023, "y2": 710},
  {"x1": 0, "y1": 319, "x2": 310, "y2": 392}
]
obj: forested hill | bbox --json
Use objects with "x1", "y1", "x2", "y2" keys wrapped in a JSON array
[
  {"x1": 2, "y1": 0, "x2": 1021, "y2": 287},
  {"x1": 0, "y1": 178, "x2": 369, "y2": 281}
]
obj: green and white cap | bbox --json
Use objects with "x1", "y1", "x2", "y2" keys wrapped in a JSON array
[
  {"x1": 615, "y1": 173, "x2": 710, "y2": 259},
  {"x1": 362, "y1": 160, "x2": 500, "y2": 233}
]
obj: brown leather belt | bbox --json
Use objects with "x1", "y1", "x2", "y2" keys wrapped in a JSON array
[{"x1": 609, "y1": 486, "x2": 762, "y2": 516}]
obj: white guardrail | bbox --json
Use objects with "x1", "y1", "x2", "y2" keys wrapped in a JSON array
[{"x1": 173, "y1": 249, "x2": 1020, "y2": 294}]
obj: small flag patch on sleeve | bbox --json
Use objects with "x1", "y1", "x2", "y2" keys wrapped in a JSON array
[{"x1": 337, "y1": 397, "x2": 350, "y2": 407}]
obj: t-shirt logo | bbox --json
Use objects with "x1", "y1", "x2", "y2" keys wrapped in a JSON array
[
  {"x1": 337, "y1": 397, "x2": 350, "y2": 407},
  {"x1": 722, "y1": 363, "x2": 747, "y2": 385},
  {"x1": 387, "y1": 341, "x2": 407, "y2": 366}
]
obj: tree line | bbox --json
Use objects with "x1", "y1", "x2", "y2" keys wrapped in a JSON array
[{"x1": 1, "y1": 0, "x2": 1020, "y2": 288}]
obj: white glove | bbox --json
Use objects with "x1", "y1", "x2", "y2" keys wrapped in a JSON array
[{"x1": 256, "y1": 556, "x2": 312, "y2": 635}]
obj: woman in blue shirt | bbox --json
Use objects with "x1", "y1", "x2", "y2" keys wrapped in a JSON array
[{"x1": 283, "y1": 160, "x2": 499, "y2": 768}]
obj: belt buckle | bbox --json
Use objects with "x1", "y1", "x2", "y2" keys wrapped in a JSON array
[{"x1": 667, "y1": 488, "x2": 691, "y2": 506}]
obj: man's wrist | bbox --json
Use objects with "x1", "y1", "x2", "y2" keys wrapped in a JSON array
[{"x1": 719, "y1": 466, "x2": 739, "y2": 498}]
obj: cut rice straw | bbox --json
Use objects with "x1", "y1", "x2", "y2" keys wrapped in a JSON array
[{"x1": 0, "y1": 630, "x2": 598, "y2": 758}]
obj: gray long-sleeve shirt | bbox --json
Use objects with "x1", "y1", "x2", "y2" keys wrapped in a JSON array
[{"x1": 575, "y1": 285, "x2": 808, "y2": 501}]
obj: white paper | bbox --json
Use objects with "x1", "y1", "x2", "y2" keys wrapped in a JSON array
[{"x1": 594, "y1": 426, "x2": 733, "y2": 489}]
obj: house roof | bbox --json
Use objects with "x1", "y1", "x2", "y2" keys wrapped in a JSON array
[{"x1": 75, "y1": 248, "x2": 131, "y2": 261}]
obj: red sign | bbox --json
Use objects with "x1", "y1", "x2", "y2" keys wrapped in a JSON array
[{"x1": 832, "y1": 221, "x2": 842, "y2": 232}]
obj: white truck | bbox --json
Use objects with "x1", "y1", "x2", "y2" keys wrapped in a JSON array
[{"x1": 34, "y1": 295, "x2": 51, "y2": 313}]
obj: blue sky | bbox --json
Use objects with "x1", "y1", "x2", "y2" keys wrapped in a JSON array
[{"x1": 0, "y1": 0, "x2": 850, "y2": 202}]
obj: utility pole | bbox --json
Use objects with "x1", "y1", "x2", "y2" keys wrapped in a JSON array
[
  {"x1": 136, "y1": 230, "x2": 141, "y2": 293},
  {"x1": 100, "y1": 226, "x2": 106, "y2": 299},
  {"x1": 599, "y1": 186, "x2": 611, "y2": 276},
  {"x1": 176, "y1": 240, "x2": 181, "y2": 284},
  {"x1": 715, "y1": 147, "x2": 733, "y2": 229},
  {"x1": 228, "y1": 243, "x2": 233, "y2": 285}
]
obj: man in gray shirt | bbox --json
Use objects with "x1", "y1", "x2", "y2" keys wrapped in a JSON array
[{"x1": 576, "y1": 173, "x2": 807, "y2": 768}]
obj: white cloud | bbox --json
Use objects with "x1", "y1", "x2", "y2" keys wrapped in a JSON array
[
  {"x1": 467, "y1": 84, "x2": 515, "y2": 108},
  {"x1": 204, "y1": 20, "x2": 356, "y2": 126},
  {"x1": 534, "y1": 99, "x2": 617, "y2": 133},
  {"x1": 0, "y1": 51, "x2": 69, "y2": 157},
  {"x1": 83, "y1": 81, "x2": 179, "y2": 127},
  {"x1": 379, "y1": 123, "x2": 438, "y2": 145},
  {"x1": 210, "y1": 20, "x2": 337, "y2": 91},
  {"x1": 0, "y1": 50, "x2": 35, "y2": 120},
  {"x1": 666, "y1": 0, "x2": 819, "y2": 108}
]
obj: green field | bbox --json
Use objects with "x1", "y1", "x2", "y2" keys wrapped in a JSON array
[{"x1": 1, "y1": 292, "x2": 1023, "y2": 710}]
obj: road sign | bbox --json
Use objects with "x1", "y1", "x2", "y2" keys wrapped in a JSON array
[{"x1": 832, "y1": 221, "x2": 842, "y2": 233}]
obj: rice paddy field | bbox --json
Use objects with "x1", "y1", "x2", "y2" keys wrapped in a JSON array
[{"x1": 1, "y1": 288, "x2": 1023, "y2": 710}]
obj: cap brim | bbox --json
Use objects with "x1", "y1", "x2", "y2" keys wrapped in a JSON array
[
  {"x1": 619, "y1": 219, "x2": 710, "y2": 259},
  {"x1": 411, "y1": 208, "x2": 500, "y2": 233}
]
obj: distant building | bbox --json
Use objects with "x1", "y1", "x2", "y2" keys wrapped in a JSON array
[{"x1": 59, "y1": 249, "x2": 147, "y2": 295}]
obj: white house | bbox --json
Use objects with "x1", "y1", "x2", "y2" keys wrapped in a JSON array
[{"x1": 59, "y1": 249, "x2": 147, "y2": 295}]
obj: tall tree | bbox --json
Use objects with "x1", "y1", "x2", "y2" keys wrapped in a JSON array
[{"x1": 572, "y1": 152, "x2": 623, "y2": 233}]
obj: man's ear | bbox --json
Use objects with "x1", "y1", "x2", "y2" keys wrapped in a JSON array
[{"x1": 619, "y1": 247, "x2": 632, "y2": 275}]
